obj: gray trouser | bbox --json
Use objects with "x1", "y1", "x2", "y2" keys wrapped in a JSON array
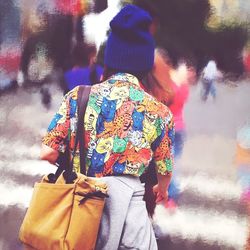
[{"x1": 95, "y1": 176, "x2": 158, "y2": 250}]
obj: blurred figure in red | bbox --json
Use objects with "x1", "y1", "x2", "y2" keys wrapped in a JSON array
[
  {"x1": 243, "y1": 48, "x2": 250, "y2": 76},
  {"x1": 141, "y1": 48, "x2": 197, "y2": 215}
]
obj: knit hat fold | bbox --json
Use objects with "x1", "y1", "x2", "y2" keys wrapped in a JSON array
[{"x1": 104, "y1": 4, "x2": 155, "y2": 73}]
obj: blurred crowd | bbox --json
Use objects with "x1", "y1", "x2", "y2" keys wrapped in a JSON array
[
  {"x1": 0, "y1": 0, "x2": 108, "y2": 103},
  {"x1": 0, "y1": 0, "x2": 250, "y2": 98},
  {"x1": 0, "y1": 0, "x2": 250, "y2": 248},
  {"x1": 1, "y1": 0, "x2": 250, "y2": 211}
]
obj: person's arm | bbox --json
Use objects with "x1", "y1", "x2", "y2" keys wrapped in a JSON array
[
  {"x1": 40, "y1": 144, "x2": 59, "y2": 165},
  {"x1": 152, "y1": 108, "x2": 175, "y2": 203},
  {"x1": 153, "y1": 172, "x2": 172, "y2": 202},
  {"x1": 40, "y1": 88, "x2": 77, "y2": 165}
]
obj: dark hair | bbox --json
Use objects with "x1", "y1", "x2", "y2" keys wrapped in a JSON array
[
  {"x1": 141, "y1": 48, "x2": 176, "y2": 105},
  {"x1": 102, "y1": 66, "x2": 149, "y2": 82},
  {"x1": 70, "y1": 43, "x2": 97, "y2": 68},
  {"x1": 85, "y1": 44, "x2": 97, "y2": 63},
  {"x1": 89, "y1": 63, "x2": 98, "y2": 84},
  {"x1": 70, "y1": 44, "x2": 88, "y2": 68},
  {"x1": 86, "y1": 44, "x2": 99, "y2": 84},
  {"x1": 133, "y1": 0, "x2": 159, "y2": 19}
]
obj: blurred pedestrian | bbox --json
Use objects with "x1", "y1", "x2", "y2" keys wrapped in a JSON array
[
  {"x1": 243, "y1": 48, "x2": 250, "y2": 76},
  {"x1": 63, "y1": 43, "x2": 103, "y2": 93},
  {"x1": 200, "y1": 59, "x2": 221, "y2": 102},
  {"x1": 40, "y1": 5, "x2": 174, "y2": 249},
  {"x1": 141, "y1": 48, "x2": 196, "y2": 213},
  {"x1": 235, "y1": 121, "x2": 250, "y2": 250}
]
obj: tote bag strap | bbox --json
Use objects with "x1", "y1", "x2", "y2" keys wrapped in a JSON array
[
  {"x1": 54, "y1": 85, "x2": 91, "y2": 183},
  {"x1": 75, "y1": 85, "x2": 91, "y2": 175}
]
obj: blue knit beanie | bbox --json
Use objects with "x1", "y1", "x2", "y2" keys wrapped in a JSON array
[{"x1": 104, "y1": 4, "x2": 155, "y2": 73}]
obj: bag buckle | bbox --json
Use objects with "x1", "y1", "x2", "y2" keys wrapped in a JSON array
[{"x1": 75, "y1": 191, "x2": 109, "y2": 205}]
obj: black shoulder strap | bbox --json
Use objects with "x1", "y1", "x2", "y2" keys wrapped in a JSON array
[
  {"x1": 51, "y1": 86, "x2": 91, "y2": 183},
  {"x1": 76, "y1": 85, "x2": 91, "y2": 175}
]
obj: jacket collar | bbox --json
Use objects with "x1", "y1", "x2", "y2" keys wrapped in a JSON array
[{"x1": 107, "y1": 73, "x2": 140, "y2": 87}]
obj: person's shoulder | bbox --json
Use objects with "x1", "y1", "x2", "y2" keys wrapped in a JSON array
[
  {"x1": 156, "y1": 101, "x2": 173, "y2": 124},
  {"x1": 89, "y1": 78, "x2": 109, "y2": 92},
  {"x1": 64, "y1": 86, "x2": 80, "y2": 100},
  {"x1": 144, "y1": 91, "x2": 173, "y2": 117},
  {"x1": 158, "y1": 99, "x2": 172, "y2": 117}
]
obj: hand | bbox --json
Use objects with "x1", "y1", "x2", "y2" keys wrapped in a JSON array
[
  {"x1": 40, "y1": 144, "x2": 59, "y2": 165},
  {"x1": 153, "y1": 184, "x2": 168, "y2": 203}
]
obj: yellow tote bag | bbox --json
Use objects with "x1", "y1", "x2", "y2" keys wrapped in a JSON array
[
  {"x1": 20, "y1": 86, "x2": 107, "y2": 249},
  {"x1": 19, "y1": 172, "x2": 108, "y2": 250}
]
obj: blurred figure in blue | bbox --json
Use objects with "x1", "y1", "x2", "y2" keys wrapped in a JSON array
[{"x1": 63, "y1": 43, "x2": 103, "y2": 93}]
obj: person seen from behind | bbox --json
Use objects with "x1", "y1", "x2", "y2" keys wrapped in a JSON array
[
  {"x1": 200, "y1": 59, "x2": 222, "y2": 102},
  {"x1": 40, "y1": 4, "x2": 174, "y2": 250},
  {"x1": 141, "y1": 48, "x2": 195, "y2": 213}
]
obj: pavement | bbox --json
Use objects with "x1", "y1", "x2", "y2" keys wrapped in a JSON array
[{"x1": 0, "y1": 79, "x2": 249, "y2": 250}]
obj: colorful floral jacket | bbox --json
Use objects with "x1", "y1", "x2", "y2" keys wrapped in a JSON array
[{"x1": 42, "y1": 73, "x2": 175, "y2": 177}]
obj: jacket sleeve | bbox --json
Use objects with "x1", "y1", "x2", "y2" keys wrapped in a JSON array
[
  {"x1": 42, "y1": 87, "x2": 79, "y2": 153},
  {"x1": 152, "y1": 109, "x2": 175, "y2": 175}
]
